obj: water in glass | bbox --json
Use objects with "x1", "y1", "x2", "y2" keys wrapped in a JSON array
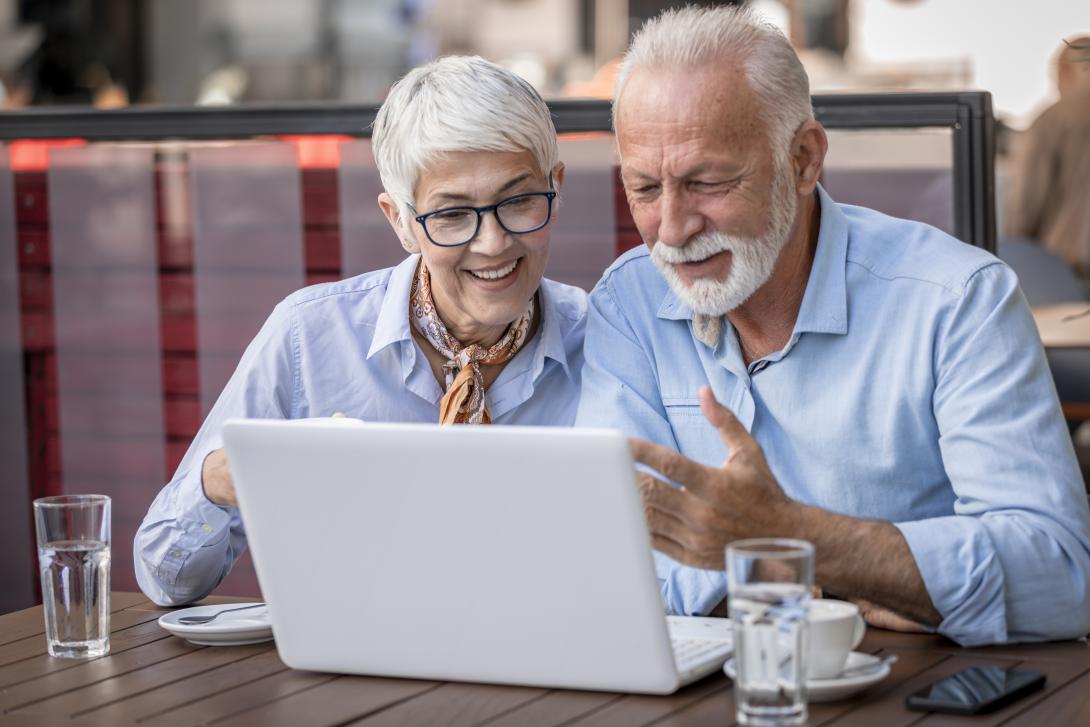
[
  {"x1": 38, "y1": 539, "x2": 111, "y2": 658},
  {"x1": 730, "y1": 582, "x2": 810, "y2": 725}
]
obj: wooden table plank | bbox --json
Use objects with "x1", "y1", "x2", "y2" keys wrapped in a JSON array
[
  {"x1": 9, "y1": 643, "x2": 271, "y2": 720},
  {"x1": 0, "y1": 633, "x2": 200, "y2": 711},
  {"x1": 67, "y1": 648, "x2": 286, "y2": 724},
  {"x1": 477, "y1": 690, "x2": 625, "y2": 726},
  {"x1": 209, "y1": 675, "x2": 439, "y2": 727},
  {"x1": 0, "y1": 592, "x2": 149, "y2": 647},
  {"x1": 822, "y1": 654, "x2": 1016, "y2": 726},
  {"x1": 1001, "y1": 669, "x2": 1090, "y2": 726},
  {"x1": 0, "y1": 608, "x2": 162, "y2": 668},
  {"x1": 346, "y1": 682, "x2": 548, "y2": 726},
  {"x1": 862, "y1": 630, "x2": 1090, "y2": 664},
  {"x1": 135, "y1": 666, "x2": 338, "y2": 726},
  {"x1": 564, "y1": 675, "x2": 727, "y2": 726},
  {"x1": 807, "y1": 649, "x2": 949, "y2": 726},
  {"x1": 913, "y1": 656, "x2": 1090, "y2": 726},
  {"x1": 0, "y1": 615, "x2": 173, "y2": 689},
  {"x1": 2, "y1": 595, "x2": 1089, "y2": 726}
]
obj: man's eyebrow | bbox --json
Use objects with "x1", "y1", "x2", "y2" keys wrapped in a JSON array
[{"x1": 428, "y1": 172, "x2": 536, "y2": 206}]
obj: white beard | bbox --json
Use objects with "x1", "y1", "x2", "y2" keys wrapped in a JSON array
[{"x1": 650, "y1": 158, "x2": 798, "y2": 317}]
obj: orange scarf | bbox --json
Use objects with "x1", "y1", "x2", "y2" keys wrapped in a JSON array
[{"x1": 409, "y1": 261, "x2": 535, "y2": 424}]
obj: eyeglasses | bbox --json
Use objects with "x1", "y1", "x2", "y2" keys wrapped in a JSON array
[{"x1": 412, "y1": 191, "x2": 557, "y2": 247}]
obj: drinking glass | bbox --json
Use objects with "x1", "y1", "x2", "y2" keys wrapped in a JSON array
[
  {"x1": 33, "y1": 495, "x2": 111, "y2": 658},
  {"x1": 727, "y1": 538, "x2": 814, "y2": 726}
]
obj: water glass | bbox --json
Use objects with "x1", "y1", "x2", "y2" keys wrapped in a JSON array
[
  {"x1": 727, "y1": 538, "x2": 814, "y2": 727},
  {"x1": 33, "y1": 495, "x2": 111, "y2": 658}
]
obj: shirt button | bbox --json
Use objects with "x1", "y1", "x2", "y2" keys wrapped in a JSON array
[
  {"x1": 202, "y1": 523, "x2": 212, "y2": 532},
  {"x1": 171, "y1": 550, "x2": 183, "y2": 558}
]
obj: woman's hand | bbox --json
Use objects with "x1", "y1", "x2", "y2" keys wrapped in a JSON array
[{"x1": 201, "y1": 448, "x2": 238, "y2": 507}]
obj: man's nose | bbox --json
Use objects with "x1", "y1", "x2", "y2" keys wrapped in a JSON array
[
  {"x1": 468, "y1": 210, "x2": 513, "y2": 255},
  {"x1": 656, "y1": 187, "x2": 704, "y2": 247}
]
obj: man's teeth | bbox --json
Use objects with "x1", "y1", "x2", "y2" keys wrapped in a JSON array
[{"x1": 470, "y1": 260, "x2": 518, "y2": 280}]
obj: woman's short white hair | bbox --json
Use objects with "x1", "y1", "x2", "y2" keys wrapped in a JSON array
[
  {"x1": 615, "y1": 5, "x2": 813, "y2": 154},
  {"x1": 372, "y1": 55, "x2": 560, "y2": 230}
]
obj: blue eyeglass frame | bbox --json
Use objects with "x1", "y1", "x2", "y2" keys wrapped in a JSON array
[{"x1": 410, "y1": 190, "x2": 558, "y2": 247}]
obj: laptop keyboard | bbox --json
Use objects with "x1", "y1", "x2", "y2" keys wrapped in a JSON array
[{"x1": 671, "y1": 635, "x2": 733, "y2": 682}]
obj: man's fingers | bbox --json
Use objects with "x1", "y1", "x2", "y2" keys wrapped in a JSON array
[
  {"x1": 630, "y1": 437, "x2": 707, "y2": 488},
  {"x1": 650, "y1": 534, "x2": 726, "y2": 570},
  {"x1": 637, "y1": 472, "x2": 694, "y2": 520},
  {"x1": 698, "y1": 385, "x2": 755, "y2": 458}
]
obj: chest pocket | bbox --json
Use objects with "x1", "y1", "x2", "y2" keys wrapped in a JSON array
[{"x1": 663, "y1": 399, "x2": 728, "y2": 466}]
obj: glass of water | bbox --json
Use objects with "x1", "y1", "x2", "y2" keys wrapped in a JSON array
[
  {"x1": 727, "y1": 538, "x2": 814, "y2": 727},
  {"x1": 33, "y1": 495, "x2": 111, "y2": 658}
]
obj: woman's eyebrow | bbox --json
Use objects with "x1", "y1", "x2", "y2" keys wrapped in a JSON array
[{"x1": 428, "y1": 171, "x2": 536, "y2": 206}]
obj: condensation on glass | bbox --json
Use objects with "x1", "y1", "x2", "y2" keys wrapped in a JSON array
[
  {"x1": 822, "y1": 127, "x2": 955, "y2": 237},
  {"x1": 0, "y1": 144, "x2": 34, "y2": 613},
  {"x1": 48, "y1": 145, "x2": 165, "y2": 592},
  {"x1": 189, "y1": 142, "x2": 306, "y2": 416}
]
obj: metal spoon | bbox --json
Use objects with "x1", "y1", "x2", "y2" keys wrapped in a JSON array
[
  {"x1": 177, "y1": 604, "x2": 265, "y2": 625},
  {"x1": 834, "y1": 654, "x2": 898, "y2": 679}
]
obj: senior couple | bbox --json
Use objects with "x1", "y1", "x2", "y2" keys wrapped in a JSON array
[{"x1": 136, "y1": 6, "x2": 1090, "y2": 647}]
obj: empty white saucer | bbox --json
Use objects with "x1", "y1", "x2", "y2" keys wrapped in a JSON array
[
  {"x1": 723, "y1": 651, "x2": 891, "y2": 703},
  {"x1": 158, "y1": 602, "x2": 274, "y2": 646}
]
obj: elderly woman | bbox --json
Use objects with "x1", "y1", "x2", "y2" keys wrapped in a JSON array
[{"x1": 134, "y1": 56, "x2": 586, "y2": 606}]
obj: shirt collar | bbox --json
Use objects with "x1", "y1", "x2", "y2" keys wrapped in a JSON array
[
  {"x1": 366, "y1": 254, "x2": 418, "y2": 360},
  {"x1": 366, "y1": 254, "x2": 575, "y2": 383},
  {"x1": 655, "y1": 184, "x2": 849, "y2": 338},
  {"x1": 533, "y1": 280, "x2": 576, "y2": 383}
]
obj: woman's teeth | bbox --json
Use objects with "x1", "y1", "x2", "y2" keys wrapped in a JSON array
[{"x1": 469, "y1": 260, "x2": 518, "y2": 280}]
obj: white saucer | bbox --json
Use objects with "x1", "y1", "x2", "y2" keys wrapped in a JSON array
[
  {"x1": 723, "y1": 651, "x2": 891, "y2": 703},
  {"x1": 158, "y1": 602, "x2": 273, "y2": 646}
]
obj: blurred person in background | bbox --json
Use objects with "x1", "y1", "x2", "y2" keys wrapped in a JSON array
[
  {"x1": 1005, "y1": 35, "x2": 1090, "y2": 280},
  {"x1": 134, "y1": 56, "x2": 586, "y2": 606}
]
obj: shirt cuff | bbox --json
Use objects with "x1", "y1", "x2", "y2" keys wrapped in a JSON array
[
  {"x1": 654, "y1": 550, "x2": 728, "y2": 616},
  {"x1": 896, "y1": 516, "x2": 1008, "y2": 646}
]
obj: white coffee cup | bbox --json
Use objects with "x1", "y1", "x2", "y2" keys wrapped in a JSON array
[{"x1": 806, "y1": 599, "x2": 865, "y2": 679}]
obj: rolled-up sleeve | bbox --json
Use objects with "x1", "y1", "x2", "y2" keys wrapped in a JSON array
[
  {"x1": 897, "y1": 262, "x2": 1090, "y2": 645},
  {"x1": 134, "y1": 301, "x2": 297, "y2": 606}
]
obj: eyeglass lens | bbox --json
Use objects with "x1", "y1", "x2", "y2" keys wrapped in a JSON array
[{"x1": 425, "y1": 194, "x2": 551, "y2": 245}]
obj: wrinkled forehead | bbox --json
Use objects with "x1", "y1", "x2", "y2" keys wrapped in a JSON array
[{"x1": 615, "y1": 64, "x2": 770, "y2": 157}]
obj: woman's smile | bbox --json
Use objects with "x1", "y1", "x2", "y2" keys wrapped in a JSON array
[{"x1": 466, "y1": 257, "x2": 521, "y2": 286}]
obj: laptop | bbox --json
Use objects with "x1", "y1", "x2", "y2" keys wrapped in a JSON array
[{"x1": 222, "y1": 418, "x2": 732, "y2": 694}]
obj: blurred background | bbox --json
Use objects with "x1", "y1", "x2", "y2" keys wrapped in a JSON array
[
  {"x1": 0, "y1": 0, "x2": 1087, "y2": 614},
  {"x1": 0, "y1": 0, "x2": 1081, "y2": 125}
]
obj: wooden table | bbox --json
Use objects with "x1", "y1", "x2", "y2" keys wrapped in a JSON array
[{"x1": 2, "y1": 593, "x2": 1089, "y2": 726}]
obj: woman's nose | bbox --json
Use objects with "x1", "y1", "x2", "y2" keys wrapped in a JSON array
[{"x1": 468, "y1": 210, "x2": 514, "y2": 255}]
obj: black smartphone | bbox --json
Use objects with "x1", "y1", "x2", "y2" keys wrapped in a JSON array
[{"x1": 905, "y1": 666, "x2": 1046, "y2": 715}]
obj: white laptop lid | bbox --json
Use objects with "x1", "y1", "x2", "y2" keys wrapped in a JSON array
[{"x1": 222, "y1": 419, "x2": 681, "y2": 694}]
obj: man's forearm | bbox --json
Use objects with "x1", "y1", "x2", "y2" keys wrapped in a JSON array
[{"x1": 785, "y1": 503, "x2": 942, "y2": 627}]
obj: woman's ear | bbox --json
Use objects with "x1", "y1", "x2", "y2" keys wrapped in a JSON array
[
  {"x1": 552, "y1": 161, "x2": 566, "y2": 193},
  {"x1": 378, "y1": 192, "x2": 421, "y2": 254}
]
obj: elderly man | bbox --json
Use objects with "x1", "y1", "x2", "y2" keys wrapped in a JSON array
[{"x1": 576, "y1": 6, "x2": 1090, "y2": 646}]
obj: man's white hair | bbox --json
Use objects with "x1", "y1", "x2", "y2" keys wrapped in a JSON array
[
  {"x1": 371, "y1": 55, "x2": 560, "y2": 231},
  {"x1": 614, "y1": 5, "x2": 813, "y2": 152}
]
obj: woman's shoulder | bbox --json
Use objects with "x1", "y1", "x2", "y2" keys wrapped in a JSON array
[{"x1": 539, "y1": 277, "x2": 589, "y2": 325}]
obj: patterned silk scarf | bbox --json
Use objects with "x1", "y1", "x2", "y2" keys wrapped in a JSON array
[{"x1": 409, "y1": 261, "x2": 535, "y2": 425}]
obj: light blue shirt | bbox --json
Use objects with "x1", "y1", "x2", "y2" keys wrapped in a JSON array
[
  {"x1": 135, "y1": 254, "x2": 587, "y2": 606},
  {"x1": 576, "y1": 186, "x2": 1090, "y2": 646}
]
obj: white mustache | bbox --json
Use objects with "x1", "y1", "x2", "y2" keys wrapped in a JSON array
[{"x1": 651, "y1": 232, "x2": 740, "y2": 265}]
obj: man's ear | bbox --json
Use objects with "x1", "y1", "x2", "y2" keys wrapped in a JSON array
[
  {"x1": 378, "y1": 192, "x2": 421, "y2": 254},
  {"x1": 790, "y1": 120, "x2": 828, "y2": 196}
]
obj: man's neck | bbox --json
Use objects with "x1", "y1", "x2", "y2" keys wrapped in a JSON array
[{"x1": 727, "y1": 193, "x2": 821, "y2": 364}]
